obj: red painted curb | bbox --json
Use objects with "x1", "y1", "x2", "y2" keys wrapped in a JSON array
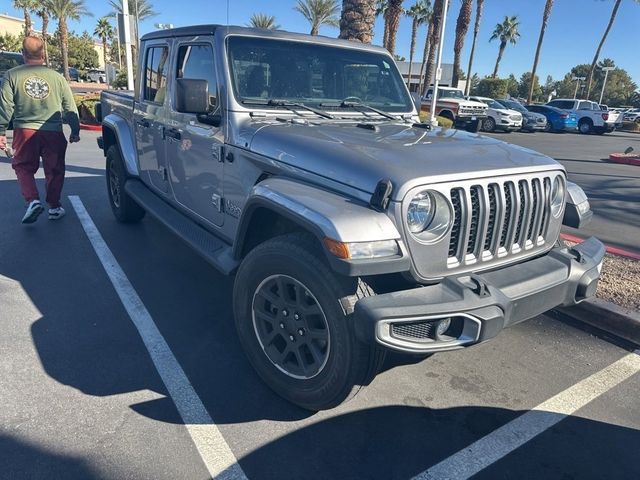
[
  {"x1": 80, "y1": 123, "x2": 102, "y2": 132},
  {"x1": 609, "y1": 153, "x2": 640, "y2": 166},
  {"x1": 560, "y1": 233, "x2": 640, "y2": 261}
]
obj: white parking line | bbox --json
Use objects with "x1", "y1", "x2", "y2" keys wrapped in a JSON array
[
  {"x1": 69, "y1": 196, "x2": 247, "y2": 480},
  {"x1": 413, "y1": 351, "x2": 640, "y2": 480}
]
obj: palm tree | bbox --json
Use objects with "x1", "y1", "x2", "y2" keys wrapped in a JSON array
[
  {"x1": 406, "y1": 0, "x2": 428, "y2": 89},
  {"x1": 384, "y1": 0, "x2": 404, "y2": 55},
  {"x1": 13, "y1": 0, "x2": 37, "y2": 35},
  {"x1": 339, "y1": 0, "x2": 377, "y2": 43},
  {"x1": 94, "y1": 17, "x2": 114, "y2": 71},
  {"x1": 464, "y1": 0, "x2": 484, "y2": 95},
  {"x1": 585, "y1": 0, "x2": 623, "y2": 99},
  {"x1": 422, "y1": 0, "x2": 446, "y2": 95},
  {"x1": 294, "y1": 0, "x2": 340, "y2": 35},
  {"x1": 248, "y1": 13, "x2": 280, "y2": 30},
  {"x1": 35, "y1": 5, "x2": 51, "y2": 65},
  {"x1": 450, "y1": 0, "x2": 472, "y2": 88},
  {"x1": 375, "y1": 0, "x2": 389, "y2": 46},
  {"x1": 528, "y1": 0, "x2": 554, "y2": 103},
  {"x1": 489, "y1": 15, "x2": 520, "y2": 78},
  {"x1": 417, "y1": 5, "x2": 433, "y2": 94},
  {"x1": 46, "y1": 0, "x2": 92, "y2": 80}
]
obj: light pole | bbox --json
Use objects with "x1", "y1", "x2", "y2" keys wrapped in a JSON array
[
  {"x1": 572, "y1": 76, "x2": 585, "y2": 99},
  {"x1": 429, "y1": 0, "x2": 450, "y2": 127},
  {"x1": 599, "y1": 66, "x2": 615, "y2": 105},
  {"x1": 121, "y1": 0, "x2": 134, "y2": 91}
]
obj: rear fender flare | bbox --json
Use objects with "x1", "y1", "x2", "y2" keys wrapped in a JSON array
[{"x1": 102, "y1": 114, "x2": 139, "y2": 177}]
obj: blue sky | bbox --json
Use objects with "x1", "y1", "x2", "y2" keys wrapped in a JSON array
[{"x1": 5, "y1": 0, "x2": 640, "y2": 85}]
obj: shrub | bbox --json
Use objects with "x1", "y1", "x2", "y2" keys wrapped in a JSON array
[
  {"x1": 620, "y1": 121, "x2": 640, "y2": 133},
  {"x1": 111, "y1": 70, "x2": 128, "y2": 89},
  {"x1": 419, "y1": 111, "x2": 454, "y2": 128},
  {"x1": 73, "y1": 93, "x2": 101, "y2": 124},
  {"x1": 476, "y1": 78, "x2": 509, "y2": 99}
]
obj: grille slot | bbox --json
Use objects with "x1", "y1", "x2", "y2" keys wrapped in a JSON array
[
  {"x1": 446, "y1": 174, "x2": 555, "y2": 267},
  {"x1": 392, "y1": 321, "x2": 434, "y2": 340}
]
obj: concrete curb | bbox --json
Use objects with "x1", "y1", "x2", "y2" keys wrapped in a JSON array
[{"x1": 557, "y1": 298, "x2": 640, "y2": 346}]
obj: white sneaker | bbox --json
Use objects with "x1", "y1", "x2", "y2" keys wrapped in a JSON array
[
  {"x1": 48, "y1": 206, "x2": 66, "y2": 220},
  {"x1": 22, "y1": 200, "x2": 44, "y2": 224}
]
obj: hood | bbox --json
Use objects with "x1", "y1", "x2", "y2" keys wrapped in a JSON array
[
  {"x1": 248, "y1": 121, "x2": 561, "y2": 201},
  {"x1": 495, "y1": 108, "x2": 521, "y2": 117},
  {"x1": 439, "y1": 98, "x2": 487, "y2": 108}
]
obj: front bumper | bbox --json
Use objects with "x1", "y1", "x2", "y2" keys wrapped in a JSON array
[{"x1": 354, "y1": 237, "x2": 605, "y2": 354}]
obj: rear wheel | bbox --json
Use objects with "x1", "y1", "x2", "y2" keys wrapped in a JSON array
[
  {"x1": 233, "y1": 233, "x2": 385, "y2": 411},
  {"x1": 106, "y1": 146, "x2": 145, "y2": 223}
]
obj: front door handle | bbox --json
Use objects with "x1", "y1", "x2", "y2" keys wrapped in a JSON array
[
  {"x1": 136, "y1": 118, "x2": 150, "y2": 128},
  {"x1": 163, "y1": 127, "x2": 181, "y2": 141}
]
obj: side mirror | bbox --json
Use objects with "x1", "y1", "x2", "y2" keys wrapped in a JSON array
[
  {"x1": 175, "y1": 78, "x2": 209, "y2": 114},
  {"x1": 563, "y1": 181, "x2": 593, "y2": 229},
  {"x1": 410, "y1": 92, "x2": 422, "y2": 112}
]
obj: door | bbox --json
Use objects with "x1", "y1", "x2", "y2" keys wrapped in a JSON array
[
  {"x1": 135, "y1": 42, "x2": 171, "y2": 194},
  {"x1": 166, "y1": 40, "x2": 225, "y2": 227}
]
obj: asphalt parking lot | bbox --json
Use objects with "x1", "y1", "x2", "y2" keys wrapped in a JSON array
[{"x1": 1, "y1": 129, "x2": 639, "y2": 480}]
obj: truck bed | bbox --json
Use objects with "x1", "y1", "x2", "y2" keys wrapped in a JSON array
[{"x1": 100, "y1": 90, "x2": 135, "y2": 124}]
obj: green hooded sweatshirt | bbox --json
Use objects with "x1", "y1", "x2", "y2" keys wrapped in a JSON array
[{"x1": 0, "y1": 64, "x2": 80, "y2": 135}]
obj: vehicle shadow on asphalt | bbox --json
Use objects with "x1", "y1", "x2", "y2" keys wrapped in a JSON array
[{"x1": 221, "y1": 405, "x2": 640, "y2": 480}]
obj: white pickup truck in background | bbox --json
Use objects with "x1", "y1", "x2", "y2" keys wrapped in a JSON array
[{"x1": 546, "y1": 98, "x2": 622, "y2": 134}]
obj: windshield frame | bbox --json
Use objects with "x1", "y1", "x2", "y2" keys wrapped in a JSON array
[{"x1": 225, "y1": 34, "x2": 414, "y2": 116}]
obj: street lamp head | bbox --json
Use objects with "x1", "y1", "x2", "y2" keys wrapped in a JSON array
[{"x1": 600, "y1": 67, "x2": 615, "y2": 72}]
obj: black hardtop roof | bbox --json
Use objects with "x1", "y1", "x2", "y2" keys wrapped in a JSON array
[{"x1": 140, "y1": 24, "x2": 390, "y2": 54}]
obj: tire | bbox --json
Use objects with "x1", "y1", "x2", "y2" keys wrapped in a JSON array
[
  {"x1": 594, "y1": 126, "x2": 606, "y2": 135},
  {"x1": 106, "y1": 145, "x2": 146, "y2": 223},
  {"x1": 465, "y1": 119, "x2": 481, "y2": 133},
  {"x1": 544, "y1": 121, "x2": 552, "y2": 133},
  {"x1": 482, "y1": 117, "x2": 496, "y2": 132},
  {"x1": 578, "y1": 118, "x2": 592, "y2": 134},
  {"x1": 233, "y1": 233, "x2": 386, "y2": 411}
]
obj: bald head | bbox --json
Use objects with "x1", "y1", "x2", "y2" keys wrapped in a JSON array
[{"x1": 22, "y1": 36, "x2": 45, "y2": 64}]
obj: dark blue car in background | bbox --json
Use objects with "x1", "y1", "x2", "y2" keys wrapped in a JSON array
[{"x1": 525, "y1": 104, "x2": 578, "y2": 132}]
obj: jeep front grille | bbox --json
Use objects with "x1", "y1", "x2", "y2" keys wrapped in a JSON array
[{"x1": 447, "y1": 176, "x2": 553, "y2": 267}]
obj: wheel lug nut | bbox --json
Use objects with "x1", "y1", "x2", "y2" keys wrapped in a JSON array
[
  {"x1": 298, "y1": 328, "x2": 305, "y2": 336},
  {"x1": 289, "y1": 335, "x2": 295, "y2": 341},
  {"x1": 279, "y1": 323, "x2": 285, "y2": 329},
  {"x1": 294, "y1": 313, "x2": 300, "y2": 320},
  {"x1": 282, "y1": 309, "x2": 289, "y2": 317}
]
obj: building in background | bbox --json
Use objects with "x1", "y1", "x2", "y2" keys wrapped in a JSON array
[{"x1": 396, "y1": 61, "x2": 466, "y2": 94}]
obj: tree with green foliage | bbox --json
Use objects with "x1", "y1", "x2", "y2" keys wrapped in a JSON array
[
  {"x1": 468, "y1": 73, "x2": 480, "y2": 95},
  {"x1": 464, "y1": 0, "x2": 484, "y2": 95},
  {"x1": 518, "y1": 72, "x2": 542, "y2": 101},
  {"x1": 94, "y1": 17, "x2": 114, "y2": 70},
  {"x1": 0, "y1": 33, "x2": 22, "y2": 52},
  {"x1": 294, "y1": 0, "x2": 340, "y2": 35},
  {"x1": 405, "y1": 0, "x2": 429, "y2": 89},
  {"x1": 451, "y1": 0, "x2": 472, "y2": 88},
  {"x1": 506, "y1": 73, "x2": 518, "y2": 97},
  {"x1": 489, "y1": 15, "x2": 520, "y2": 78},
  {"x1": 48, "y1": 30, "x2": 99, "y2": 71},
  {"x1": 423, "y1": 0, "x2": 445, "y2": 95},
  {"x1": 476, "y1": 77, "x2": 508, "y2": 98},
  {"x1": 248, "y1": 13, "x2": 281, "y2": 29},
  {"x1": 46, "y1": 0, "x2": 92, "y2": 80},
  {"x1": 416, "y1": 3, "x2": 432, "y2": 95},
  {"x1": 13, "y1": 0, "x2": 37, "y2": 35},
  {"x1": 35, "y1": 5, "x2": 52, "y2": 66}
]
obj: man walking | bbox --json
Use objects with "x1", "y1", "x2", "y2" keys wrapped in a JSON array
[{"x1": 0, "y1": 36, "x2": 80, "y2": 224}]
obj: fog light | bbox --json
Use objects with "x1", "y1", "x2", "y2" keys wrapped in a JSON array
[{"x1": 435, "y1": 318, "x2": 451, "y2": 339}]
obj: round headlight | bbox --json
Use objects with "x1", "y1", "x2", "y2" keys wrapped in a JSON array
[
  {"x1": 550, "y1": 176, "x2": 565, "y2": 217},
  {"x1": 407, "y1": 191, "x2": 434, "y2": 233}
]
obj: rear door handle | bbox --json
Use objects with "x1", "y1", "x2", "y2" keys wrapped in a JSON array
[
  {"x1": 136, "y1": 118, "x2": 150, "y2": 128},
  {"x1": 163, "y1": 127, "x2": 181, "y2": 141}
]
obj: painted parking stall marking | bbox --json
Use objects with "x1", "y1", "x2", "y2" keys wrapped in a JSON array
[
  {"x1": 69, "y1": 195, "x2": 247, "y2": 480},
  {"x1": 413, "y1": 350, "x2": 640, "y2": 480}
]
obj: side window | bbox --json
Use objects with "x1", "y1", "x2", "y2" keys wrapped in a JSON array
[
  {"x1": 143, "y1": 46, "x2": 169, "y2": 104},
  {"x1": 578, "y1": 101, "x2": 592, "y2": 110},
  {"x1": 176, "y1": 44, "x2": 217, "y2": 110}
]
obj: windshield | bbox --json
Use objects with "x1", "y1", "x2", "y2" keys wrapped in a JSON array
[
  {"x1": 227, "y1": 36, "x2": 413, "y2": 112},
  {"x1": 486, "y1": 99, "x2": 507, "y2": 110},
  {"x1": 501, "y1": 100, "x2": 526, "y2": 113},
  {"x1": 438, "y1": 89, "x2": 465, "y2": 99}
]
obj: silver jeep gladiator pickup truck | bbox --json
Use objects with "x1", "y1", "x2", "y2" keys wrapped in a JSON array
[{"x1": 97, "y1": 25, "x2": 604, "y2": 410}]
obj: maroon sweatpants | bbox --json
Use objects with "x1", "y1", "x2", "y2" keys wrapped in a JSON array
[{"x1": 11, "y1": 128, "x2": 67, "y2": 208}]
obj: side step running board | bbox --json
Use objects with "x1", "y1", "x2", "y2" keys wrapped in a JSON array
[{"x1": 124, "y1": 179, "x2": 239, "y2": 275}]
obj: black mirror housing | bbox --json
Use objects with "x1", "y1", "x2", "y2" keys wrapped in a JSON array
[{"x1": 176, "y1": 78, "x2": 209, "y2": 114}]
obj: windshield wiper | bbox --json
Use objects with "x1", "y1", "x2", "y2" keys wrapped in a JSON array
[
  {"x1": 242, "y1": 99, "x2": 334, "y2": 119},
  {"x1": 321, "y1": 99, "x2": 401, "y2": 121}
]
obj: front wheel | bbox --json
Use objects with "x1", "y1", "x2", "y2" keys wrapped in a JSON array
[
  {"x1": 482, "y1": 117, "x2": 496, "y2": 132},
  {"x1": 465, "y1": 119, "x2": 482, "y2": 133},
  {"x1": 233, "y1": 233, "x2": 385, "y2": 410}
]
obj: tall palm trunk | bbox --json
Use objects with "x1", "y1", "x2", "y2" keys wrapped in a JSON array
[
  {"x1": 451, "y1": 0, "x2": 472, "y2": 88},
  {"x1": 339, "y1": 0, "x2": 377, "y2": 43},
  {"x1": 23, "y1": 9, "x2": 33, "y2": 35},
  {"x1": 59, "y1": 20, "x2": 70, "y2": 80},
  {"x1": 586, "y1": 0, "x2": 621, "y2": 99},
  {"x1": 383, "y1": 11, "x2": 390, "y2": 48},
  {"x1": 40, "y1": 11, "x2": 50, "y2": 66},
  {"x1": 423, "y1": 0, "x2": 445, "y2": 95},
  {"x1": 384, "y1": 0, "x2": 403, "y2": 54},
  {"x1": 528, "y1": 0, "x2": 554, "y2": 103},
  {"x1": 492, "y1": 41, "x2": 506, "y2": 78},
  {"x1": 417, "y1": 20, "x2": 432, "y2": 94},
  {"x1": 101, "y1": 34, "x2": 109, "y2": 69},
  {"x1": 464, "y1": 0, "x2": 483, "y2": 95},
  {"x1": 407, "y1": 17, "x2": 419, "y2": 89}
]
